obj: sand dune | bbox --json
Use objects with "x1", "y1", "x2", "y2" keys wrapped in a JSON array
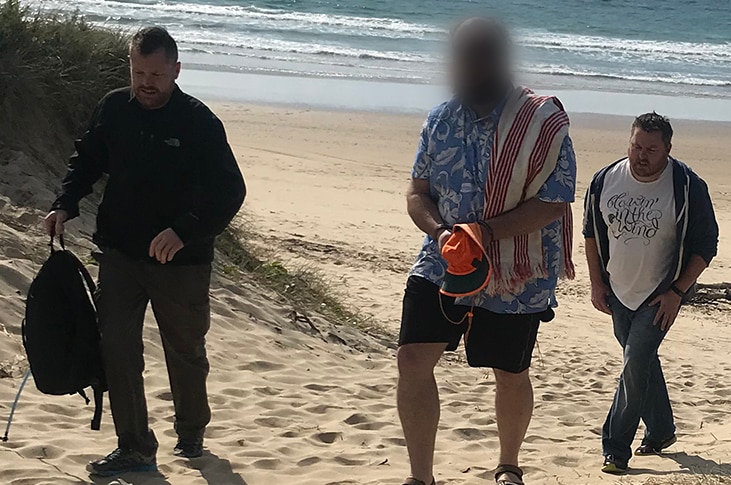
[{"x1": 1, "y1": 106, "x2": 730, "y2": 484}]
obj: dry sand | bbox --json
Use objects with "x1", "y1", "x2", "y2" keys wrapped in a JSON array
[{"x1": 1, "y1": 104, "x2": 730, "y2": 485}]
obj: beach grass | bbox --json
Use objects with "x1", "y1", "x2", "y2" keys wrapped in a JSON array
[
  {"x1": 0, "y1": 0, "x2": 369, "y2": 331},
  {"x1": 216, "y1": 225, "x2": 372, "y2": 331},
  {"x1": 0, "y1": 0, "x2": 129, "y2": 156}
]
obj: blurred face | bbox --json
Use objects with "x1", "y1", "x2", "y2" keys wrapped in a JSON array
[
  {"x1": 628, "y1": 128, "x2": 671, "y2": 181},
  {"x1": 450, "y1": 21, "x2": 510, "y2": 107},
  {"x1": 130, "y1": 48, "x2": 181, "y2": 110}
]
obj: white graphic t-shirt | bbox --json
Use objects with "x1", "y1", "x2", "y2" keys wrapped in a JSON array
[{"x1": 600, "y1": 159, "x2": 676, "y2": 310}]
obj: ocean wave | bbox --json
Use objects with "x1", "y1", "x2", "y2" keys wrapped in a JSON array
[
  {"x1": 181, "y1": 41, "x2": 729, "y2": 89},
  {"x1": 26, "y1": 0, "x2": 731, "y2": 91},
  {"x1": 29, "y1": 0, "x2": 444, "y2": 39},
  {"x1": 522, "y1": 64, "x2": 731, "y2": 88},
  {"x1": 179, "y1": 32, "x2": 437, "y2": 63},
  {"x1": 30, "y1": 0, "x2": 729, "y2": 64},
  {"x1": 519, "y1": 30, "x2": 731, "y2": 62}
]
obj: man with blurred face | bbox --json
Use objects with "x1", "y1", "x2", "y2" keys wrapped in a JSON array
[
  {"x1": 398, "y1": 17, "x2": 577, "y2": 485},
  {"x1": 584, "y1": 113, "x2": 718, "y2": 474},
  {"x1": 44, "y1": 27, "x2": 246, "y2": 476}
]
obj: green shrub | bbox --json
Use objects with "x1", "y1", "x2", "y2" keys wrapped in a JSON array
[
  {"x1": 0, "y1": 0, "x2": 128, "y2": 156},
  {"x1": 0, "y1": 1, "x2": 369, "y2": 330}
]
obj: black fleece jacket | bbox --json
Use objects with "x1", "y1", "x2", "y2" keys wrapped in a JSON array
[{"x1": 52, "y1": 86, "x2": 246, "y2": 265}]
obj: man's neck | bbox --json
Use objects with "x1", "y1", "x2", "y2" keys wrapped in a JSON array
[
  {"x1": 470, "y1": 82, "x2": 512, "y2": 118},
  {"x1": 473, "y1": 99, "x2": 501, "y2": 119}
]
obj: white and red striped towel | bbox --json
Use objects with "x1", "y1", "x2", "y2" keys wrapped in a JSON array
[{"x1": 483, "y1": 86, "x2": 574, "y2": 295}]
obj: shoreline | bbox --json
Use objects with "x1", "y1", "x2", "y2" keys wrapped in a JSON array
[
  {"x1": 179, "y1": 68, "x2": 731, "y2": 122},
  {"x1": 183, "y1": 52, "x2": 731, "y2": 101}
]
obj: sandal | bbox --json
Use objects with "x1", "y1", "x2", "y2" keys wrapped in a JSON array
[
  {"x1": 495, "y1": 464, "x2": 525, "y2": 485},
  {"x1": 403, "y1": 478, "x2": 435, "y2": 485}
]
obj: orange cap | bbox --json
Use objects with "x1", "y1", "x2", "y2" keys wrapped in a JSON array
[{"x1": 439, "y1": 223, "x2": 492, "y2": 297}]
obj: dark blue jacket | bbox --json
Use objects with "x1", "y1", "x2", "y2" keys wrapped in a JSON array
[{"x1": 583, "y1": 157, "x2": 718, "y2": 301}]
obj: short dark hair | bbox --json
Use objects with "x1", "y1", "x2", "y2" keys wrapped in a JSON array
[
  {"x1": 632, "y1": 112, "x2": 673, "y2": 146},
  {"x1": 130, "y1": 26, "x2": 178, "y2": 63}
]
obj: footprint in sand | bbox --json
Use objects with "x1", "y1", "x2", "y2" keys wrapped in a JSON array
[
  {"x1": 344, "y1": 413, "x2": 368, "y2": 425},
  {"x1": 254, "y1": 416, "x2": 291, "y2": 428},
  {"x1": 314, "y1": 431, "x2": 343, "y2": 444},
  {"x1": 453, "y1": 427, "x2": 496, "y2": 440},
  {"x1": 252, "y1": 457, "x2": 283, "y2": 470},
  {"x1": 334, "y1": 456, "x2": 368, "y2": 466},
  {"x1": 304, "y1": 383, "x2": 340, "y2": 392},
  {"x1": 297, "y1": 456, "x2": 322, "y2": 467},
  {"x1": 238, "y1": 360, "x2": 286, "y2": 372}
]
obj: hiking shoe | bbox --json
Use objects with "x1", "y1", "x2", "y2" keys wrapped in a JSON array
[
  {"x1": 88, "y1": 447, "x2": 157, "y2": 477},
  {"x1": 635, "y1": 434, "x2": 677, "y2": 456},
  {"x1": 601, "y1": 455, "x2": 628, "y2": 475},
  {"x1": 173, "y1": 439, "x2": 203, "y2": 458}
]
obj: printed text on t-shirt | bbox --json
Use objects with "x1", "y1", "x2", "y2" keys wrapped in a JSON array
[{"x1": 606, "y1": 192, "x2": 663, "y2": 245}]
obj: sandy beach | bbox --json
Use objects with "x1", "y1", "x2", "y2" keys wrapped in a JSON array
[{"x1": 1, "y1": 103, "x2": 730, "y2": 485}]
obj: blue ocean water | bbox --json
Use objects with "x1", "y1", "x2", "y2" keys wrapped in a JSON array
[{"x1": 31, "y1": 0, "x2": 731, "y2": 98}]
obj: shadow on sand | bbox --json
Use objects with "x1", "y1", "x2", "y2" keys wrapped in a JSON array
[
  {"x1": 662, "y1": 451, "x2": 731, "y2": 476},
  {"x1": 90, "y1": 470, "x2": 173, "y2": 485},
  {"x1": 190, "y1": 451, "x2": 249, "y2": 485},
  {"x1": 85, "y1": 451, "x2": 247, "y2": 484}
]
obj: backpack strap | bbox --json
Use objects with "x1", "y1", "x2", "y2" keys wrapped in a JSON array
[
  {"x1": 78, "y1": 389, "x2": 91, "y2": 405},
  {"x1": 68, "y1": 252, "x2": 97, "y2": 305},
  {"x1": 76, "y1": 260, "x2": 97, "y2": 298},
  {"x1": 78, "y1": 385, "x2": 104, "y2": 431},
  {"x1": 75, "y1": 255, "x2": 103, "y2": 430},
  {"x1": 91, "y1": 383, "x2": 104, "y2": 431},
  {"x1": 48, "y1": 235, "x2": 66, "y2": 255},
  {"x1": 62, "y1": 247, "x2": 104, "y2": 430},
  {"x1": 74, "y1": 259, "x2": 103, "y2": 431}
]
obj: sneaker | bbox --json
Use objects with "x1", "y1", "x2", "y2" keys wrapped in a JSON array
[
  {"x1": 635, "y1": 434, "x2": 677, "y2": 456},
  {"x1": 173, "y1": 439, "x2": 203, "y2": 458},
  {"x1": 601, "y1": 455, "x2": 628, "y2": 475},
  {"x1": 88, "y1": 448, "x2": 157, "y2": 477}
]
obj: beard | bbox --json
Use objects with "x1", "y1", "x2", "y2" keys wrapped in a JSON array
[
  {"x1": 629, "y1": 158, "x2": 668, "y2": 181},
  {"x1": 134, "y1": 86, "x2": 171, "y2": 109}
]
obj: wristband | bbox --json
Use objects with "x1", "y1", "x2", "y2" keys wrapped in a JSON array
[
  {"x1": 670, "y1": 284, "x2": 688, "y2": 298},
  {"x1": 479, "y1": 220, "x2": 495, "y2": 242},
  {"x1": 434, "y1": 223, "x2": 451, "y2": 239}
]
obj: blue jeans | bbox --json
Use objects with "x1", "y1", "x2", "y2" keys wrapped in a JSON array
[{"x1": 601, "y1": 294, "x2": 676, "y2": 464}]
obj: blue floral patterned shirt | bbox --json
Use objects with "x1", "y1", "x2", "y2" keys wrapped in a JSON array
[{"x1": 409, "y1": 98, "x2": 577, "y2": 314}]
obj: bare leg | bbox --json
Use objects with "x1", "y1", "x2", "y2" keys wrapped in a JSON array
[
  {"x1": 397, "y1": 343, "x2": 447, "y2": 484},
  {"x1": 494, "y1": 369, "x2": 533, "y2": 472}
]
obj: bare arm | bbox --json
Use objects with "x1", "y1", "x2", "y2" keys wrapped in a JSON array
[
  {"x1": 485, "y1": 198, "x2": 567, "y2": 241},
  {"x1": 651, "y1": 254, "x2": 709, "y2": 331},
  {"x1": 407, "y1": 178, "x2": 445, "y2": 240},
  {"x1": 674, "y1": 254, "x2": 708, "y2": 294}
]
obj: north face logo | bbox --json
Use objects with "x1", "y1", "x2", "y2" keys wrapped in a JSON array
[{"x1": 164, "y1": 138, "x2": 181, "y2": 148}]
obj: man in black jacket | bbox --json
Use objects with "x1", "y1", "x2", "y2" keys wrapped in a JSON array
[{"x1": 43, "y1": 27, "x2": 246, "y2": 477}]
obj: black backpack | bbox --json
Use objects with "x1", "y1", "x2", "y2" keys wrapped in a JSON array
[{"x1": 22, "y1": 237, "x2": 105, "y2": 430}]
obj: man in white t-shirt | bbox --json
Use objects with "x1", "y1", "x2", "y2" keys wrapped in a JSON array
[{"x1": 583, "y1": 112, "x2": 718, "y2": 475}]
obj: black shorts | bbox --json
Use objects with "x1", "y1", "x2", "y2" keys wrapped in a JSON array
[{"x1": 399, "y1": 276, "x2": 550, "y2": 373}]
